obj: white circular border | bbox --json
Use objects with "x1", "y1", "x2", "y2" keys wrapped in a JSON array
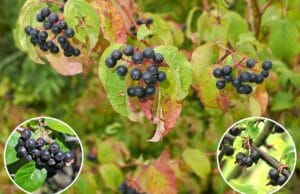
[
  {"x1": 3, "y1": 116, "x2": 85, "y2": 194},
  {"x1": 216, "y1": 116, "x2": 297, "y2": 194}
]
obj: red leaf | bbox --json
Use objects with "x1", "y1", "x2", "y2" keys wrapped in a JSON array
[{"x1": 139, "y1": 98, "x2": 154, "y2": 120}]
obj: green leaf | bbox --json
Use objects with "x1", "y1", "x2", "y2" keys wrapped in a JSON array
[
  {"x1": 182, "y1": 148, "x2": 211, "y2": 179},
  {"x1": 99, "y1": 164, "x2": 123, "y2": 190},
  {"x1": 271, "y1": 92, "x2": 294, "y2": 111},
  {"x1": 45, "y1": 118, "x2": 74, "y2": 135},
  {"x1": 13, "y1": 0, "x2": 44, "y2": 63},
  {"x1": 281, "y1": 145, "x2": 296, "y2": 170},
  {"x1": 268, "y1": 19, "x2": 299, "y2": 59},
  {"x1": 246, "y1": 121, "x2": 259, "y2": 140},
  {"x1": 5, "y1": 132, "x2": 20, "y2": 165},
  {"x1": 64, "y1": 0, "x2": 101, "y2": 49},
  {"x1": 249, "y1": 97, "x2": 261, "y2": 116},
  {"x1": 232, "y1": 136, "x2": 243, "y2": 150},
  {"x1": 14, "y1": 161, "x2": 47, "y2": 192},
  {"x1": 224, "y1": 11, "x2": 249, "y2": 45},
  {"x1": 191, "y1": 43, "x2": 216, "y2": 84},
  {"x1": 137, "y1": 24, "x2": 154, "y2": 41},
  {"x1": 154, "y1": 45, "x2": 192, "y2": 100},
  {"x1": 98, "y1": 44, "x2": 138, "y2": 121},
  {"x1": 229, "y1": 180, "x2": 266, "y2": 194}
]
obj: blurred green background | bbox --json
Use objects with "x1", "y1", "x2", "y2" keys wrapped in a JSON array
[{"x1": 0, "y1": 0, "x2": 300, "y2": 193}]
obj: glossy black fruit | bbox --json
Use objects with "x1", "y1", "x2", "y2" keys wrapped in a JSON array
[
  {"x1": 48, "y1": 158, "x2": 56, "y2": 166},
  {"x1": 43, "y1": 20, "x2": 53, "y2": 30},
  {"x1": 25, "y1": 26, "x2": 33, "y2": 35},
  {"x1": 72, "y1": 48, "x2": 81, "y2": 56},
  {"x1": 24, "y1": 154, "x2": 33, "y2": 162},
  {"x1": 261, "y1": 70, "x2": 269, "y2": 78},
  {"x1": 224, "y1": 146, "x2": 234, "y2": 156},
  {"x1": 145, "y1": 85, "x2": 156, "y2": 96},
  {"x1": 36, "y1": 12, "x2": 45, "y2": 22},
  {"x1": 145, "y1": 18, "x2": 154, "y2": 25},
  {"x1": 241, "y1": 156, "x2": 253, "y2": 167},
  {"x1": 25, "y1": 139, "x2": 36, "y2": 150},
  {"x1": 143, "y1": 71, "x2": 156, "y2": 85},
  {"x1": 231, "y1": 78, "x2": 241, "y2": 88},
  {"x1": 278, "y1": 175, "x2": 287, "y2": 185},
  {"x1": 58, "y1": 21, "x2": 68, "y2": 30},
  {"x1": 240, "y1": 72, "x2": 251, "y2": 82},
  {"x1": 18, "y1": 138, "x2": 25, "y2": 146},
  {"x1": 269, "y1": 169, "x2": 279, "y2": 180},
  {"x1": 222, "y1": 65, "x2": 232, "y2": 75},
  {"x1": 54, "y1": 151, "x2": 65, "y2": 161},
  {"x1": 262, "y1": 60, "x2": 272, "y2": 71},
  {"x1": 153, "y1": 53, "x2": 164, "y2": 64},
  {"x1": 130, "y1": 68, "x2": 143, "y2": 80},
  {"x1": 132, "y1": 53, "x2": 144, "y2": 64},
  {"x1": 36, "y1": 157, "x2": 46, "y2": 169},
  {"x1": 38, "y1": 31, "x2": 48, "y2": 41},
  {"x1": 49, "y1": 142, "x2": 60, "y2": 154},
  {"x1": 223, "y1": 75, "x2": 233, "y2": 83},
  {"x1": 17, "y1": 146, "x2": 28, "y2": 158},
  {"x1": 48, "y1": 13, "x2": 59, "y2": 23},
  {"x1": 64, "y1": 151, "x2": 74, "y2": 162},
  {"x1": 116, "y1": 65, "x2": 128, "y2": 76},
  {"x1": 105, "y1": 57, "x2": 117, "y2": 68},
  {"x1": 250, "y1": 149, "x2": 260, "y2": 163},
  {"x1": 35, "y1": 138, "x2": 45, "y2": 148},
  {"x1": 41, "y1": 7, "x2": 51, "y2": 17},
  {"x1": 31, "y1": 149, "x2": 41, "y2": 158},
  {"x1": 55, "y1": 161, "x2": 65, "y2": 169},
  {"x1": 255, "y1": 74, "x2": 264, "y2": 84},
  {"x1": 143, "y1": 47, "x2": 155, "y2": 59},
  {"x1": 51, "y1": 24, "x2": 61, "y2": 34},
  {"x1": 123, "y1": 45, "x2": 134, "y2": 56},
  {"x1": 127, "y1": 87, "x2": 136, "y2": 97},
  {"x1": 65, "y1": 28, "x2": 75, "y2": 38},
  {"x1": 41, "y1": 149, "x2": 51, "y2": 161},
  {"x1": 147, "y1": 64, "x2": 158, "y2": 76},
  {"x1": 246, "y1": 59, "x2": 256, "y2": 68},
  {"x1": 216, "y1": 80, "x2": 226, "y2": 89},
  {"x1": 235, "y1": 152, "x2": 246, "y2": 164},
  {"x1": 157, "y1": 71, "x2": 166, "y2": 82},
  {"x1": 213, "y1": 68, "x2": 223, "y2": 78},
  {"x1": 111, "y1": 50, "x2": 123, "y2": 61},
  {"x1": 135, "y1": 86, "x2": 145, "y2": 99},
  {"x1": 229, "y1": 127, "x2": 241, "y2": 136}
]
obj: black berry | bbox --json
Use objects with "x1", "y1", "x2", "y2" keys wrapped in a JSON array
[
  {"x1": 216, "y1": 80, "x2": 226, "y2": 89},
  {"x1": 48, "y1": 158, "x2": 56, "y2": 166},
  {"x1": 269, "y1": 169, "x2": 279, "y2": 180},
  {"x1": 72, "y1": 48, "x2": 81, "y2": 56},
  {"x1": 246, "y1": 59, "x2": 256, "y2": 68},
  {"x1": 261, "y1": 70, "x2": 269, "y2": 78},
  {"x1": 250, "y1": 149, "x2": 260, "y2": 163},
  {"x1": 58, "y1": 21, "x2": 68, "y2": 30},
  {"x1": 36, "y1": 12, "x2": 45, "y2": 22},
  {"x1": 127, "y1": 87, "x2": 136, "y2": 97},
  {"x1": 105, "y1": 57, "x2": 117, "y2": 68},
  {"x1": 111, "y1": 50, "x2": 123, "y2": 61},
  {"x1": 143, "y1": 71, "x2": 156, "y2": 85},
  {"x1": 17, "y1": 146, "x2": 28, "y2": 158},
  {"x1": 130, "y1": 68, "x2": 142, "y2": 80},
  {"x1": 231, "y1": 78, "x2": 241, "y2": 88},
  {"x1": 132, "y1": 53, "x2": 144, "y2": 64},
  {"x1": 145, "y1": 18, "x2": 154, "y2": 25},
  {"x1": 48, "y1": 13, "x2": 59, "y2": 23},
  {"x1": 43, "y1": 20, "x2": 53, "y2": 30},
  {"x1": 38, "y1": 31, "x2": 48, "y2": 41},
  {"x1": 123, "y1": 45, "x2": 134, "y2": 56},
  {"x1": 224, "y1": 146, "x2": 234, "y2": 156},
  {"x1": 213, "y1": 68, "x2": 223, "y2": 78},
  {"x1": 25, "y1": 139, "x2": 35, "y2": 150},
  {"x1": 255, "y1": 74, "x2": 264, "y2": 84},
  {"x1": 135, "y1": 86, "x2": 146, "y2": 99},
  {"x1": 24, "y1": 154, "x2": 33, "y2": 162},
  {"x1": 241, "y1": 156, "x2": 253, "y2": 167},
  {"x1": 153, "y1": 53, "x2": 164, "y2": 64},
  {"x1": 31, "y1": 149, "x2": 41, "y2": 158},
  {"x1": 64, "y1": 151, "x2": 74, "y2": 162},
  {"x1": 25, "y1": 26, "x2": 33, "y2": 35},
  {"x1": 235, "y1": 152, "x2": 246, "y2": 164},
  {"x1": 41, "y1": 7, "x2": 51, "y2": 17},
  {"x1": 157, "y1": 71, "x2": 166, "y2": 82},
  {"x1": 65, "y1": 28, "x2": 75, "y2": 38},
  {"x1": 222, "y1": 65, "x2": 232, "y2": 75},
  {"x1": 41, "y1": 149, "x2": 51, "y2": 161},
  {"x1": 240, "y1": 72, "x2": 251, "y2": 82},
  {"x1": 262, "y1": 60, "x2": 272, "y2": 71},
  {"x1": 278, "y1": 175, "x2": 287, "y2": 185},
  {"x1": 143, "y1": 47, "x2": 155, "y2": 59},
  {"x1": 147, "y1": 64, "x2": 158, "y2": 76},
  {"x1": 116, "y1": 65, "x2": 128, "y2": 76},
  {"x1": 51, "y1": 24, "x2": 61, "y2": 34},
  {"x1": 54, "y1": 151, "x2": 65, "y2": 161},
  {"x1": 35, "y1": 138, "x2": 45, "y2": 148},
  {"x1": 55, "y1": 161, "x2": 65, "y2": 169},
  {"x1": 145, "y1": 85, "x2": 156, "y2": 96},
  {"x1": 21, "y1": 129, "x2": 31, "y2": 140},
  {"x1": 49, "y1": 142, "x2": 60, "y2": 154}
]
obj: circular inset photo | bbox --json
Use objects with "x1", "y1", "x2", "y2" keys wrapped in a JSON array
[
  {"x1": 4, "y1": 117, "x2": 83, "y2": 194},
  {"x1": 217, "y1": 117, "x2": 296, "y2": 194}
]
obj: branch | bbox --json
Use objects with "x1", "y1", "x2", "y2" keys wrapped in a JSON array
[
  {"x1": 254, "y1": 120, "x2": 274, "y2": 146},
  {"x1": 260, "y1": 0, "x2": 273, "y2": 14},
  {"x1": 245, "y1": 0, "x2": 261, "y2": 38}
]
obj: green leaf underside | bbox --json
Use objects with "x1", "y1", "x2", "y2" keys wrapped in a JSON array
[
  {"x1": 5, "y1": 132, "x2": 20, "y2": 165},
  {"x1": 64, "y1": 0, "x2": 101, "y2": 49},
  {"x1": 137, "y1": 24, "x2": 154, "y2": 41},
  {"x1": 14, "y1": 161, "x2": 47, "y2": 192},
  {"x1": 99, "y1": 164, "x2": 123, "y2": 190},
  {"x1": 45, "y1": 118, "x2": 74, "y2": 135}
]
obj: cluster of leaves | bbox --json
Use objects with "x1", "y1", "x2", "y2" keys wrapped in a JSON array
[
  {"x1": 218, "y1": 118, "x2": 296, "y2": 193},
  {"x1": 5, "y1": 118, "x2": 81, "y2": 193}
]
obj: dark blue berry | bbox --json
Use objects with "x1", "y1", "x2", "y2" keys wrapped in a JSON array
[
  {"x1": 127, "y1": 87, "x2": 136, "y2": 97},
  {"x1": 49, "y1": 142, "x2": 60, "y2": 154},
  {"x1": 111, "y1": 50, "x2": 123, "y2": 61},
  {"x1": 35, "y1": 138, "x2": 45, "y2": 148},
  {"x1": 17, "y1": 146, "x2": 28, "y2": 158},
  {"x1": 31, "y1": 149, "x2": 41, "y2": 158},
  {"x1": 213, "y1": 68, "x2": 223, "y2": 78},
  {"x1": 269, "y1": 169, "x2": 279, "y2": 180},
  {"x1": 255, "y1": 74, "x2": 264, "y2": 84},
  {"x1": 278, "y1": 175, "x2": 287, "y2": 185},
  {"x1": 143, "y1": 47, "x2": 155, "y2": 59},
  {"x1": 41, "y1": 7, "x2": 51, "y2": 17},
  {"x1": 132, "y1": 53, "x2": 144, "y2": 64},
  {"x1": 65, "y1": 28, "x2": 75, "y2": 38},
  {"x1": 130, "y1": 68, "x2": 142, "y2": 80},
  {"x1": 246, "y1": 58, "x2": 256, "y2": 68},
  {"x1": 25, "y1": 139, "x2": 35, "y2": 150},
  {"x1": 41, "y1": 149, "x2": 51, "y2": 161},
  {"x1": 72, "y1": 48, "x2": 81, "y2": 56},
  {"x1": 54, "y1": 151, "x2": 65, "y2": 161},
  {"x1": 24, "y1": 154, "x2": 33, "y2": 162},
  {"x1": 25, "y1": 26, "x2": 33, "y2": 35},
  {"x1": 240, "y1": 72, "x2": 251, "y2": 82},
  {"x1": 231, "y1": 78, "x2": 241, "y2": 88},
  {"x1": 48, "y1": 158, "x2": 56, "y2": 166},
  {"x1": 145, "y1": 85, "x2": 156, "y2": 96},
  {"x1": 21, "y1": 129, "x2": 31, "y2": 140},
  {"x1": 143, "y1": 71, "x2": 156, "y2": 85},
  {"x1": 157, "y1": 71, "x2": 166, "y2": 82},
  {"x1": 48, "y1": 13, "x2": 59, "y2": 23},
  {"x1": 105, "y1": 57, "x2": 117, "y2": 68},
  {"x1": 36, "y1": 12, "x2": 45, "y2": 22},
  {"x1": 58, "y1": 21, "x2": 68, "y2": 30},
  {"x1": 261, "y1": 70, "x2": 269, "y2": 78},
  {"x1": 216, "y1": 80, "x2": 226, "y2": 89},
  {"x1": 43, "y1": 20, "x2": 53, "y2": 30},
  {"x1": 135, "y1": 86, "x2": 146, "y2": 99},
  {"x1": 64, "y1": 151, "x2": 74, "y2": 162},
  {"x1": 123, "y1": 45, "x2": 134, "y2": 56},
  {"x1": 262, "y1": 60, "x2": 272, "y2": 71},
  {"x1": 153, "y1": 53, "x2": 164, "y2": 64},
  {"x1": 116, "y1": 65, "x2": 128, "y2": 76},
  {"x1": 147, "y1": 64, "x2": 158, "y2": 76},
  {"x1": 222, "y1": 65, "x2": 232, "y2": 75}
]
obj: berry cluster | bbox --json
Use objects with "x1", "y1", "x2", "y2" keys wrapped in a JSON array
[
  {"x1": 235, "y1": 148, "x2": 260, "y2": 168},
  {"x1": 105, "y1": 45, "x2": 167, "y2": 99},
  {"x1": 130, "y1": 17, "x2": 154, "y2": 37},
  {"x1": 24, "y1": 3, "x2": 81, "y2": 57},
  {"x1": 15, "y1": 129, "x2": 74, "y2": 171},
  {"x1": 267, "y1": 169, "x2": 287, "y2": 186},
  {"x1": 213, "y1": 59, "x2": 273, "y2": 94},
  {"x1": 229, "y1": 126, "x2": 245, "y2": 136},
  {"x1": 119, "y1": 182, "x2": 145, "y2": 194}
]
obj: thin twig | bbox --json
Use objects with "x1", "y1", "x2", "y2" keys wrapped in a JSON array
[{"x1": 260, "y1": 0, "x2": 273, "y2": 14}]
